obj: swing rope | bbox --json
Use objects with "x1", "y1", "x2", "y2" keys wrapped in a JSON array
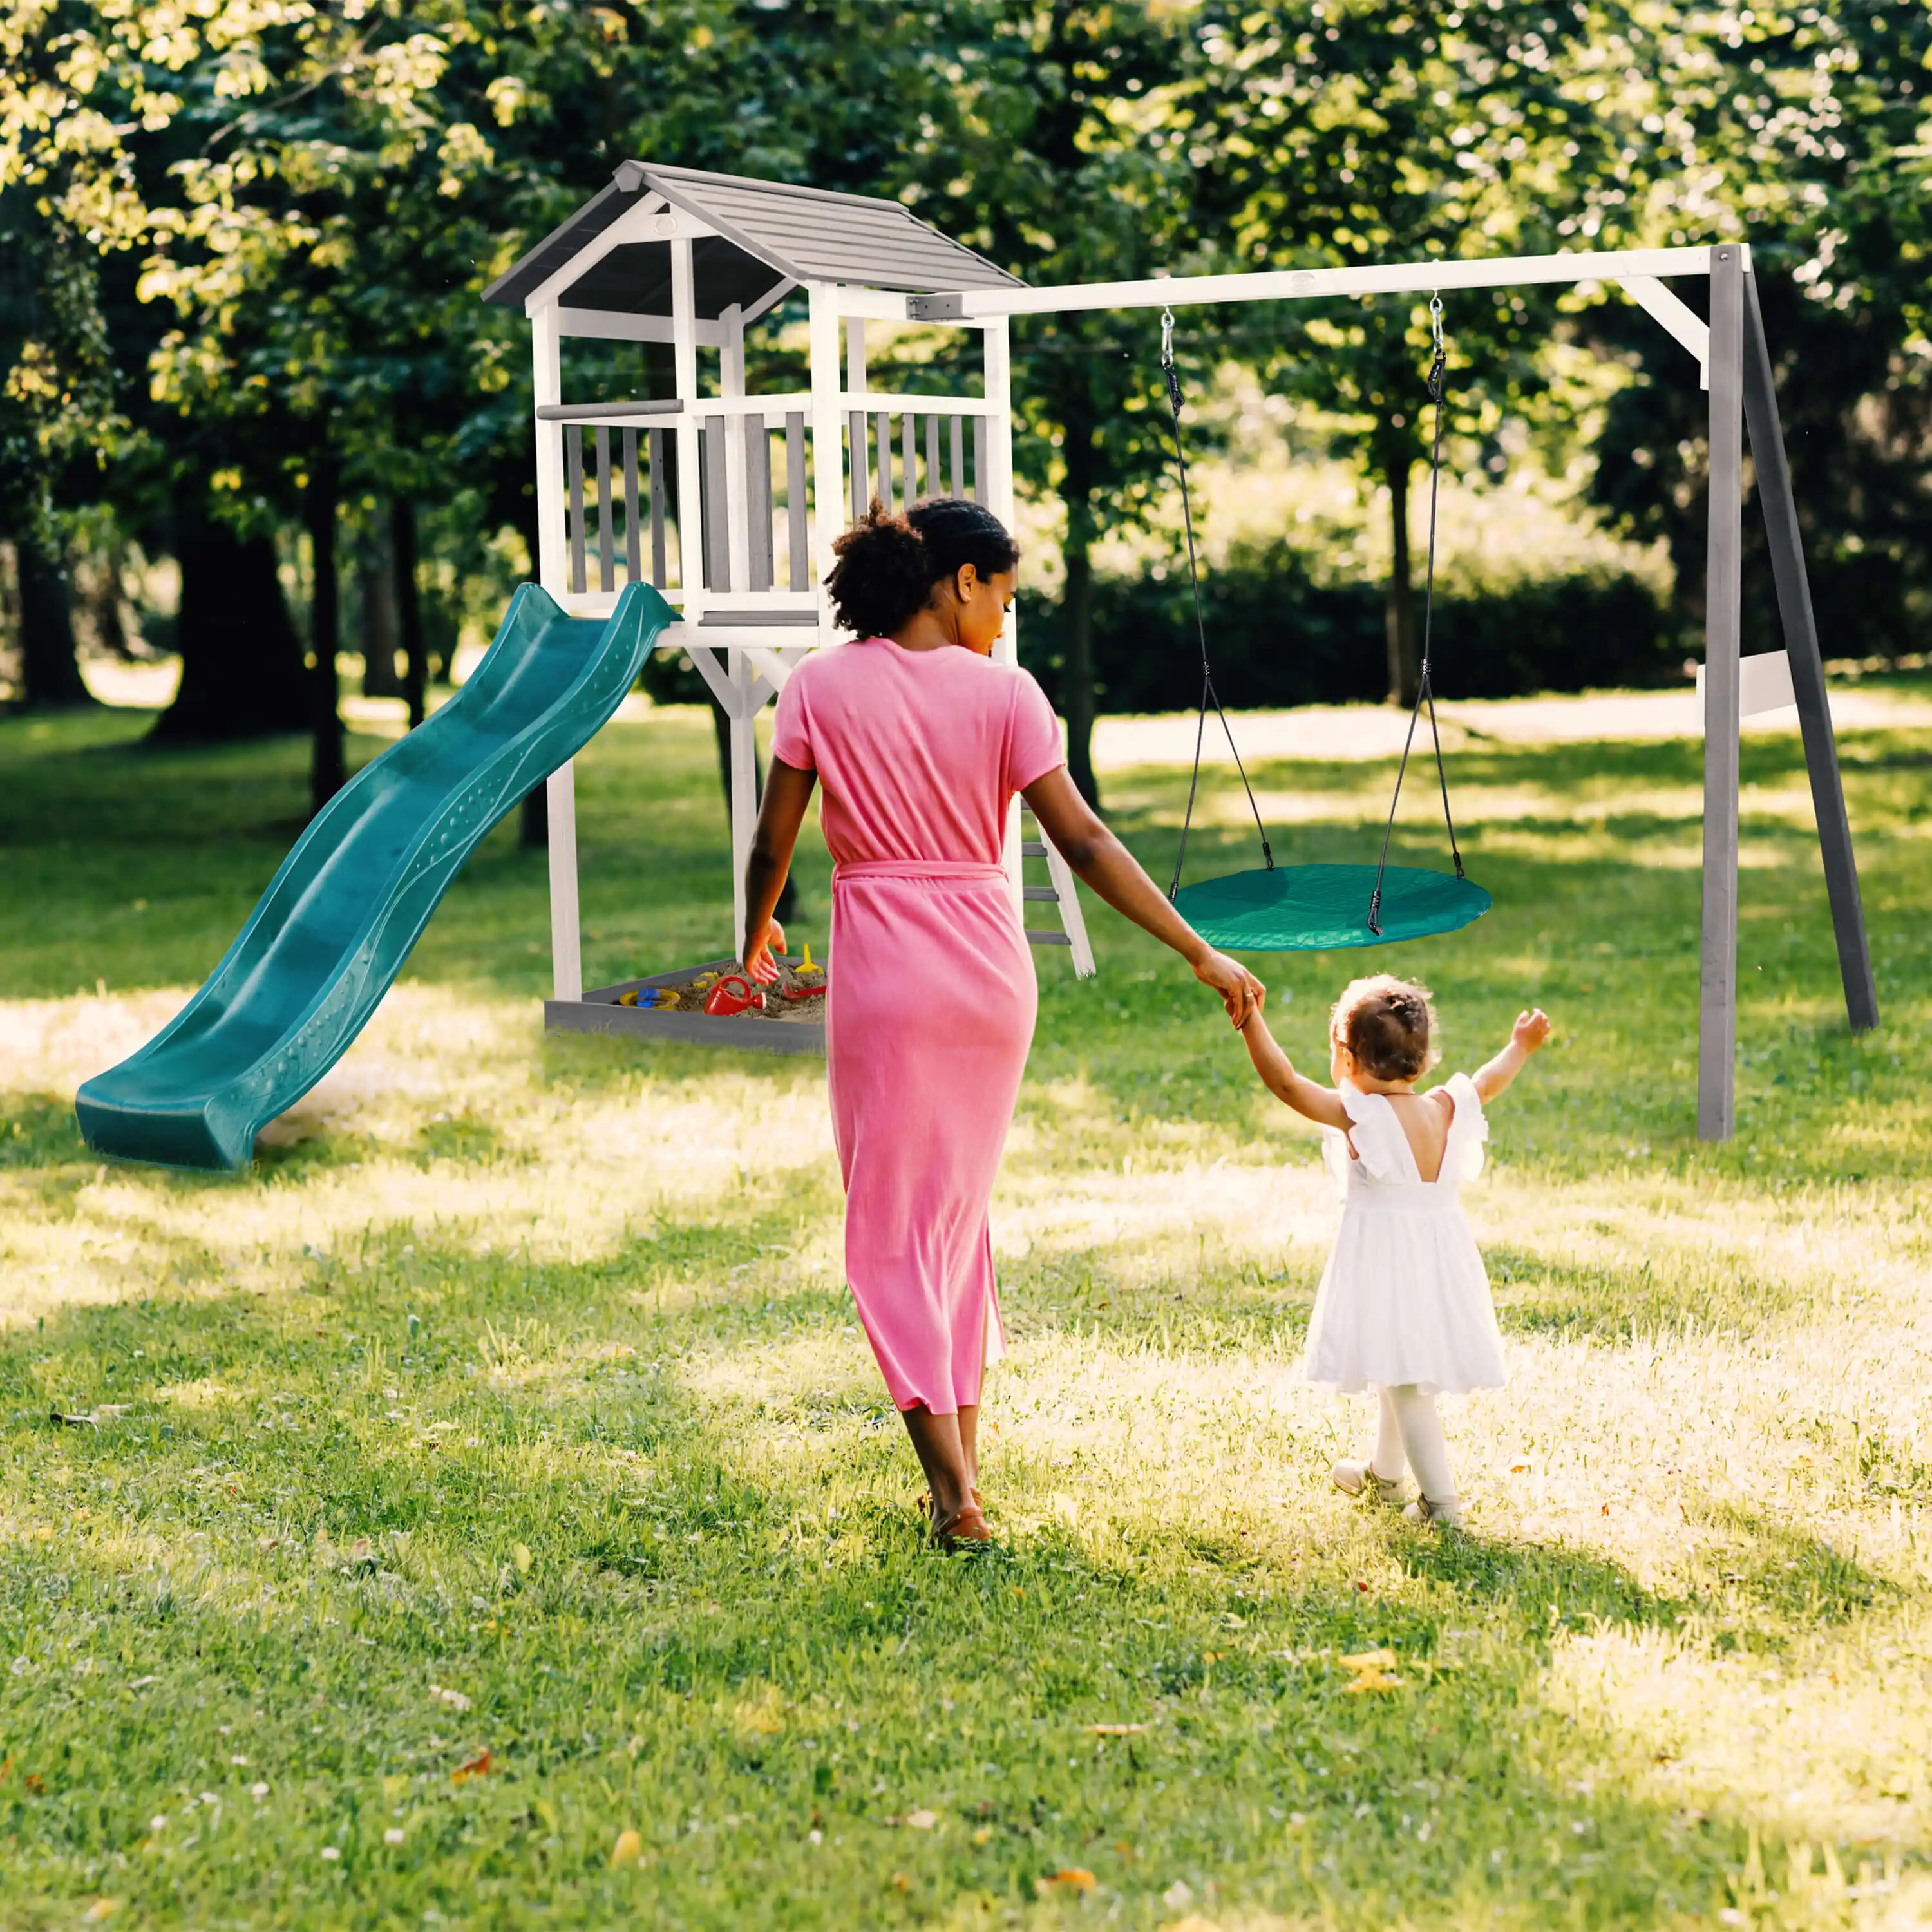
[
  {"x1": 1160, "y1": 306, "x2": 1274, "y2": 903},
  {"x1": 1367, "y1": 294, "x2": 1465, "y2": 936}
]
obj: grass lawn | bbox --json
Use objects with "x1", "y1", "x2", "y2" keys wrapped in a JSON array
[{"x1": 1, "y1": 691, "x2": 1929, "y2": 1931}]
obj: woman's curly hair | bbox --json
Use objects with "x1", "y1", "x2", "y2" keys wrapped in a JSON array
[
  {"x1": 1330, "y1": 974, "x2": 1440, "y2": 1082},
  {"x1": 824, "y1": 497, "x2": 1019, "y2": 639}
]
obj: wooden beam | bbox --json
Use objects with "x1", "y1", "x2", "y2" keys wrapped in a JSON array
[
  {"x1": 1740, "y1": 266, "x2": 1879, "y2": 1033},
  {"x1": 1698, "y1": 243, "x2": 1747, "y2": 1141}
]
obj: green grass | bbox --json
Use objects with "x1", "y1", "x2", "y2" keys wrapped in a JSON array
[{"x1": 0, "y1": 696, "x2": 1929, "y2": 1929}]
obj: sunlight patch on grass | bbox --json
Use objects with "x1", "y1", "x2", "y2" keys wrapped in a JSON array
[{"x1": 1552, "y1": 1601, "x2": 1932, "y2": 1850}]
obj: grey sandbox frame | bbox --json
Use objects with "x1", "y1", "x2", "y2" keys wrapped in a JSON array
[{"x1": 544, "y1": 956, "x2": 825, "y2": 1056}]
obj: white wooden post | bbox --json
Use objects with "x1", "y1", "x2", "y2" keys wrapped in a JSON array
[
  {"x1": 531, "y1": 300, "x2": 583, "y2": 1003},
  {"x1": 670, "y1": 238, "x2": 704, "y2": 614},
  {"x1": 982, "y1": 314, "x2": 1026, "y2": 919},
  {"x1": 807, "y1": 283, "x2": 845, "y2": 643},
  {"x1": 721, "y1": 302, "x2": 750, "y2": 595},
  {"x1": 730, "y1": 658, "x2": 759, "y2": 961}
]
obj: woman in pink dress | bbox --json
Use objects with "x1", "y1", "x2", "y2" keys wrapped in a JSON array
[{"x1": 743, "y1": 499, "x2": 1263, "y2": 1545}]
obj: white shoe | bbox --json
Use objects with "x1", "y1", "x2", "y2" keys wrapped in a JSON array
[
  {"x1": 1331, "y1": 1458, "x2": 1410, "y2": 1506},
  {"x1": 1403, "y1": 1494, "x2": 1466, "y2": 1528}
]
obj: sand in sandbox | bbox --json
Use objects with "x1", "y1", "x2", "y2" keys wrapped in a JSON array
[{"x1": 666, "y1": 958, "x2": 826, "y2": 1023}]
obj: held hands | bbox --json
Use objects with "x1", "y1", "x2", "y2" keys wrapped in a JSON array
[
  {"x1": 1513, "y1": 1007, "x2": 1552, "y2": 1054},
  {"x1": 1193, "y1": 949, "x2": 1266, "y2": 1029},
  {"x1": 744, "y1": 916, "x2": 786, "y2": 985}
]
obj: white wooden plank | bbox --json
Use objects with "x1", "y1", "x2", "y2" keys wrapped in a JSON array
[
  {"x1": 909, "y1": 244, "x2": 1739, "y2": 322},
  {"x1": 545, "y1": 765, "x2": 582, "y2": 1003},
  {"x1": 1617, "y1": 275, "x2": 1712, "y2": 387},
  {"x1": 1695, "y1": 647, "x2": 1797, "y2": 719},
  {"x1": 670, "y1": 237, "x2": 704, "y2": 617}
]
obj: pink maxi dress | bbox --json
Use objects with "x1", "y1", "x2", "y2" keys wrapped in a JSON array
[{"x1": 770, "y1": 636, "x2": 1065, "y2": 1415}]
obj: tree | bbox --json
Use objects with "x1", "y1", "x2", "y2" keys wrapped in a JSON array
[
  {"x1": 1584, "y1": 5, "x2": 1932, "y2": 658},
  {"x1": 1181, "y1": 4, "x2": 1648, "y2": 706}
]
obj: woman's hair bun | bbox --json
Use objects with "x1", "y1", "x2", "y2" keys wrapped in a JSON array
[{"x1": 825, "y1": 497, "x2": 1019, "y2": 639}]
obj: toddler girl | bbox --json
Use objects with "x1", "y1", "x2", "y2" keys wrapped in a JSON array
[{"x1": 1238, "y1": 976, "x2": 1549, "y2": 1526}]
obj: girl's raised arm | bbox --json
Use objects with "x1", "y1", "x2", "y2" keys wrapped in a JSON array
[
  {"x1": 1473, "y1": 1008, "x2": 1552, "y2": 1103},
  {"x1": 1239, "y1": 1011, "x2": 1351, "y2": 1129}
]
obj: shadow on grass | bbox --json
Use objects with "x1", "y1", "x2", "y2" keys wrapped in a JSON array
[{"x1": 0, "y1": 1236, "x2": 1924, "y2": 1926}]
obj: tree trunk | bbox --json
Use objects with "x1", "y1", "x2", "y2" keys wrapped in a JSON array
[
  {"x1": 709, "y1": 697, "x2": 797, "y2": 925},
  {"x1": 394, "y1": 497, "x2": 426, "y2": 729},
  {"x1": 154, "y1": 511, "x2": 308, "y2": 741},
  {"x1": 15, "y1": 536, "x2": 95, "y2": 709},
  {"x1": 357, "y1": 522, "x2": 403, "y2": 697},
  {"x1": 307, "y1": 456, "x2": 345, "y2": 816},
  {"x1": 1059, "y1": 408, "x2": 1101, "y2": 809},
  {"x1": 1383, "y1": 455, "x2": 1418, "y2": 707}
]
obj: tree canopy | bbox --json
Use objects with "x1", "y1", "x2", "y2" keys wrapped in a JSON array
[{"x1": 4, "y1": 0, "x2": 1929, "y2": 794}]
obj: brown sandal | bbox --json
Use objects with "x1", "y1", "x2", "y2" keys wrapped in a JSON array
[{"x1": 931, "y1": 1499, "x2": 992, "y2": 1548}]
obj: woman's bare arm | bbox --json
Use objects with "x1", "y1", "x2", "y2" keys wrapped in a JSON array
[
  {"x1": 1021, "y1": 766, "x2": 1264, "y2": 1027},
  {"x1": 1238, "y1": 1010, "x2": 1351, "y2": 1129},
  {"x1": 742, "y1": 757, "x2": 818, "y2": 981}
]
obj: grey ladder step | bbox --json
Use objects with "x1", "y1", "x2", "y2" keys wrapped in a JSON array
[
  {"x1": 1027, "y1": 929, "x2": 1074, "y2": 946},
  {"x1": 1021, "y1": 840, "x2": 1048, "y2": 858},
  {"x1": 1021, "y1": 885, "x2": 1059, "y2": 901}
]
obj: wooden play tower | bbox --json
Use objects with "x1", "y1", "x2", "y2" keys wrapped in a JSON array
[{"x1": 482, "y1": 161, "x2": 1095, "y2": 1046}]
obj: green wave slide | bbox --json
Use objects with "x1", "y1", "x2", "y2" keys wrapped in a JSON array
[{"x1": 76, "y1": 581, "x2": 674, "y2": 1173}]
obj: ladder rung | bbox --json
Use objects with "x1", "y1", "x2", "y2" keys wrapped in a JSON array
[
  {"x1": 1020, "y1": 841, "x2": 1048, "y2": 858},
  {"x1": 1026, "y1": 929, "x2": 1074, "y2": 946},
  {"x1": 1021, "y1": 886, "x2": 1059, "y2": 901}
]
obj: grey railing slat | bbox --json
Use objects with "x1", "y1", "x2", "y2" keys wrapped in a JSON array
[
  {"x1": 746, "y1": 412, "x2": 773, "y2": 592},
  {"x1": 537, "y1": 399, "x2": 682, "y2": 421},
  {"x1": 596, "y1": 426, "x2": 614, "y2": 592},
  {"x1": 972, "y1": 417, "x2": 987, "y2": 506},
  {"x1": 1027, "y1": 930, "x2": 1074, "y2": 946},
  {"x1": 848, "y1": 410, "x2": 866, "y2": 519},
  {"x1": 703, "y1": 415, "x2": 730, "y2": 592},
  {"x1": 648, "y1": 429, "x2": 667, "y2": 588},
  {"x1": 949, "y1": 416, "x2": 964, "y2": 497},
  {"x1": 926, "y1": 415, "x2": 941, "y2": 498},
  {"x1": 902, "y1": 412, "x2": 916, "y2": 506},
  {"x1": 622, "y1": 429, "x2": 641, "y2": 582},
  {"x1": 1021, "y1": 840, "x2": 1048, "y2": 857},
  {"x1": 1022, "y1": 886, "x2": 1059, "y2": 900},
  {"x1": 565, "y1": 422, "x2": 586, "y2": 595},
  {"x1": 876, "y1": 411, "x2": 893, "y2": 513},
  {"x1": 785, "y1": 412, "x2": 809, "y2": 591}
]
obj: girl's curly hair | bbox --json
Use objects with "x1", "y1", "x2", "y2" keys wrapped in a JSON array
[
  {"x1": 824, "y1": 496, "x2": 1019, "y2": 639},
  {"x1": 1330, "y1": 974, "x2": 1440, "y2": 1083}
]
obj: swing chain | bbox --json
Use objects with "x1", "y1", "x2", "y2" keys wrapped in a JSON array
[
  {"x1": 1160, "y1": 306, "x2": 1184, "y2": 417},
  {"x1": 1367, "y1": 290, "x2": 1466, "y2": 933},
  {"x1": 1158, "y1": 305, "x2": 1274, "y2": 898}
]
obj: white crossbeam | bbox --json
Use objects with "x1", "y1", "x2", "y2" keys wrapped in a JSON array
[{"x1": 906, "y1": 244, "x2": 1741, "y2": 322}]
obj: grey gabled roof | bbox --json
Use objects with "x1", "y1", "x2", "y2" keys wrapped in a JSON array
[{"x1": 481, "y1": 162, "x2": 1023, "y2": 319}]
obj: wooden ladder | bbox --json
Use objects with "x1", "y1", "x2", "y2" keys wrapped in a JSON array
[{"x1": 1020, "y1": 810, "x2": 1095, "y2": 978}]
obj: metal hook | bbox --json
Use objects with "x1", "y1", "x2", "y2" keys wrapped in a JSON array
[
  {"x1": 1160, "y1": 306, "x2": 1175, "y2": 368},
  {"x1": 1430, "y1": 292, "x2": 1444, "y2": 350}
]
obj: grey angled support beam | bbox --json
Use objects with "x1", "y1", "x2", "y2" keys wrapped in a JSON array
[
  {"x1": 1698, "y1": 243, "x2": 1747, "y2": 1142},
  {"x1": 1739, "y1": 269, "x2": 1878, "y2": 1034}
]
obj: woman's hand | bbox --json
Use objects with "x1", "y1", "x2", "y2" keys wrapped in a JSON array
[
  {"x1": 744, "y1": 916, "x2": 786, "y2": 984},
  {"x1": 1193, "y1": 948, "x2": 1265, "y2": 1028}
]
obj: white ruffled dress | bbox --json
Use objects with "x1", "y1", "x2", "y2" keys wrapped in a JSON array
[{"x1": 1302, "y1": 1074, "x2": 1507, "y2": 1396}]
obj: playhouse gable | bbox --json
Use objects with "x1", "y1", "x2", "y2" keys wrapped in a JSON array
[{"x1": 482, "y1": 162, "x2": 1023, "y2": 321}]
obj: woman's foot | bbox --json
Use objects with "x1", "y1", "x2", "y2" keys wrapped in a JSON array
[
  {"x1": 1402, "y1": 1494, "x2": 1465, "y2": 1529},
  {"x1": 1332, "y1": 1457, "x2": 1410, "y2": 1506},
  {"x1": 930, "y1": 1499, "x2": 992, "y2": 1548}
]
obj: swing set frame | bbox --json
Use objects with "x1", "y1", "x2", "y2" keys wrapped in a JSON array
[{"x1": 911, "y1": 240, "x2": 1879, "y2": 1144}]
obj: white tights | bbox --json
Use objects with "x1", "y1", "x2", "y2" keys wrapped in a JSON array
[{"x1": 1370, "y1": 1385, "x2": 1457, "y2": 1506}]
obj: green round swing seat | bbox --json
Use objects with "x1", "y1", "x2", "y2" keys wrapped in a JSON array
[{"x1": 1172, "y1": 862, "x2": 1492, "y2": 953}]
